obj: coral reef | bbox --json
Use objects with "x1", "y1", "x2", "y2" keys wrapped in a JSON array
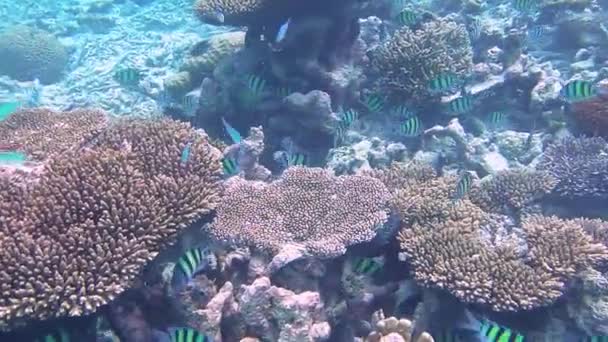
[
  {"x1": 537, "y1": 136, "x2": 608, "y2": 199},
  {"x1": 469, "y1": 169, "x2": 557, "y2": 215},
  {"x1": 0, "y1": 108, "x2": 108, "y2": 161},
  {"x1": 368, "y1": 17, "x2": 472, "y2": 101},
  {"x1": 0, "y1": 26, "x2": 69, "y2": 84},
  {"x1": 363, "y1": 310, "x2": 433, "y2": 342},
  {"x1": 210, "y1": 167, "x2": 390, "y2": 258},
  {"x1": 398, "y1": 214, "x2": 608, "y2": 312},
  {"x1": 194, "y1": 0, "x2": 271, "y2": 26},
  {"x1": 0, "y1": 118, "x2": 222, "y2": 331}
]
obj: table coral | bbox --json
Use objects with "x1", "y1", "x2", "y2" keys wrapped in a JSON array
[
  {"x1": 210, "y1": 167, "x2": 390, "y2": 258},
  {"x1": 0, "y1": 108, "x2": 108, "y2": 162},
  {"x1": 0, "y1": 118, "x2": 222, "y2": 331}
]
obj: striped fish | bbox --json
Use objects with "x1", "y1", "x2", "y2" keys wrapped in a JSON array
[
  {"x1": 276, "y1": 85, "x2": 293, "y2": 98},
  {"x1": 35, "y1": 328, "x2": 70, "y2": 342},
  {"x1": 168, "y1": 327, "x2": 211, "y2": 342},
  {"x1": 432, "y1": 330, "x2": 466, "y2": 342},
  {"x1": 396, "y1": 9, "x2": 418, "y2": 26},
  {"x1": 454, "y1": 172, "x2": 473, "y2": 201},
  {"x1": 447, "y1": 96, "x2": 473, "y2": 114},
  {"x1": 0, "y1": 151, "x2": 26, "y2": 166},
  {"x1": 287, "y1": 152, "x2": 308, "y2": 166},
  {"x1": 339, "y1": 108, "x2": 359, "y2": 125},
  {"x1": 526, "y1": 25, "x2": 548, "y2": 46},
  {"x1": 352, "y1": 257, "x2": 382, "y2": 276},
  {"x1": 468, "y1": 17, "x2": 482, "y2": 41},
  {"x1": 221, "y1": 156, "x2": 238, "y2": 176},
  {"x1": 488, "y1": 111, "x2": 507, "y2": 128},
  {"x1": 334, "y1": 120, "x2": 350, "y2": 146},
  {"x1": 182, "y1": 93, "x2": 199, "y2": 115},
  {"x1": 0, "y1": 101, "x2": 20, "y2": 121},
  {"x1": 512, "y1": 0, "x2": 537, "y2": 12},
  {"x1": 560, "y1": 80, "x2": 596, "y2": 102},
  {"x1": 362, "y1": 93, "x2": 385, "y2": 113},
  {"x1": 428, "y1": 73, "x2": 460, "y2": 93},
  {"x1": 400, "y1": 116, "x2": 422, "y2": 137},
  {"x1": 171, "y1": 247, "x2": 215, "y2": 289},
  {"x1": 480, "y1": 321, "x2": 526, "y2": 342},
  {"x1": 391, "y1": 104, "x2": 415, "y2": 118},
  {"x1": 245, "y1": 74, "x2": 267, "y2": 100},
  {"x1": 113, "y1": 67, "x2": 142, "y2": 87}
]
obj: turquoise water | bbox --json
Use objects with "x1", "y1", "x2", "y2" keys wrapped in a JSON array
[{"x1": 0, "y1": 0, "x2": 607, "y2": 341}]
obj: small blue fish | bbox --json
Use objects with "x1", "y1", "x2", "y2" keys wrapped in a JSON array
[
  {"x1": 167, "y1": 327, "x2": 212, "y2": 342},
  {"x1": 0, "y1": 151, "x2": 27, "y2": 166},
  {"x1": 0, "y1": 102, "x2": 20, "y2": 121},
  {"x1": 34, "y1": 328, "x2": 70, "y2": 342},
  {"x1": 171, "y1": 247, "x2": 216, "y2": 290},
  {"x1": 276, "y1": 18, "x2": 291, "y2": 44},
  {"x1": 180, "y1": 141, "x2": 193, "y2": 167},
  {"x1": 582, "y1": 336, "x2": 608, "y2": 342},
  {"x1": 221, "y1": 117, "x2": 242, "y2": 144}
]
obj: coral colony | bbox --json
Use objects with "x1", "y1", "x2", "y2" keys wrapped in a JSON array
[{"x1": 0, "y1": 0, "x2": 608, "y2": 341}]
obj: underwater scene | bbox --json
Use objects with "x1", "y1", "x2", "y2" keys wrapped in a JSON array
[{"x1": 1, "y1": 0, "x2": 608, "y2": 341}]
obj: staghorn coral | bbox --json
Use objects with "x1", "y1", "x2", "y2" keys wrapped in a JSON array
[
  {"x1": 369, "y1": 17, "x2": 472, "y2": 101},
  {"x1": 210, "y1": 167, "x2": 390, "y2": 258},
  {"x1": 363, "y1": 161, "x2": 437, "y2": 192},
  {"x1": 537, "y1": 136, "x2": 608, "y2": 199},
  {"x1": 0, "y1": 26, "x2": 68, "y2": 84},
  {"x1": 0, "y1": 108, "x2": 108, "y2": 161},
  {"x1": 570, "y1": 93, "x2": 608, "y2": 138},
  {"x1": 0, "y1": 118, "x2": 222, "y2": 331},
  {"x1": 398, "y1": 214, "x2": 608, "y2": 312},
  {"x1": 469, "y1": 169, "x2": 557, "y2": 215}
]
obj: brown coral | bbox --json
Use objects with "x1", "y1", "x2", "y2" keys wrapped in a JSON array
[
  {"x1": 570, "y1": 93, "x2": 608, "y2": 138},
  {"x1": 369, "y1": 17, "x2": 473, "y2": 101},
  {"x1": 0, "y1": 108, "x2": 108, "y2": 161},
  {"x1": 366, "y1": 310, "x2": 434, "y2": 342},
  {"x1": 397, "y1": 214, "x2": 608, "y2": 312},
  {"x1": 0, "y1": 118, "x2": 222, "y2": 331},
  {"x1": 211, "y1": 167, "x2": 390, "y2": 257},
  {"x1": 469, "y1": 169, "x2": 557, "y2": 214}
]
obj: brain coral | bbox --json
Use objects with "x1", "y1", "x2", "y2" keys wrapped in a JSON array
[
  {"x1": 211, "y1": 167, "x2": 391, "y2": 257},
  {"x1": 0, "y1": 108, "x2": 108, "y2": 161},
  {"x1": 0, "y1": 118, "x2": 222, "y2": 331},
  {"x1": 369, "y1": 17, "x2": 473, "y2": 101},
  {"x1": 0, "y1": 26, "x2": 69, "y2": 84},
  {"x1": 537, "y1": 136, "x2": 608, "y2": 199}
]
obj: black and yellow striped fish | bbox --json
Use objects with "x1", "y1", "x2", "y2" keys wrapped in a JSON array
[
  {"x1": 480, "y1": 321, "x2": 526, "y2": 342},
  {"x1": 352, "y1": 257, "x2": 382, "y2": 276},
  {"x1": 168, "y1": 327, "x2": 211, "y2": 342},
  {"x1": 583, "y1": 336, "x2": 608, "y2": 342},
  {"x1": 287, "y1": 152, "x2": 308, "y2": 166},
  {"x1": 391, "y1": 104, "x2": 415, "y2": 118},
  {"x1": 512, "y1": 0, "x2": 537, "y2": 12},
  {"x1": 362, "y1": 93, "x2": 385, "y2": 113},
  {"x1": 400, "y1": 116, "x2": 422, "y2": 136},
  {"x1": 35, "y1": 328, "x2": 70, "y2": 342},
  {"x1": 488, "y1": 111, "x2": 507, "y2": 128},
  {"x1": 113, "y1": 67, "x2": 142, "y2": 86},
  {"x1": 396, "y1": 9, "x2": 418, "y2": 26},
  {"x1": 276, "y1": 85, "x2": 293, "y2": 98},
  {"x1": 432, "y1": 330, "x2": 466, "y2": 342},
  {"x1": 428, "y1": 73, "x2": 460, "y2": 93},
  {"x1": 340, "y1": 108, "x2": 359, "y2": 125},
  {"x1": 447, "y1": 96, "x2": 473, "y2": 114},
  {"x1": 221, "y1": 157, "x2": 238, "y2": 176},
  {"x1": 454, "y1": 172, "x2": 473, "y2": 201},
  {"x1": 560, "y1": 80, "x2": 597, "y2": 102},
  {"x1": 172, "y1": 247, "x2": 215, "y2": 289}
]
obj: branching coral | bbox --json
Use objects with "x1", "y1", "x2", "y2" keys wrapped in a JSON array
[
  {"x1": 398, "y1": 215, "x2": 608, "y2": 312},
  {"x1": 210, "y1": 167, "x2": 390, "y2": 258},
  {"x1": 0, "y1": 108, "x2": 108, "y2": 161},
  {"x1": 469, "y1": 169, "x2": 557, "y2": 214},
  {"x1": 0, "y1": 26, "x2": 68, "y2": 84},
  {"x1": 369, "y1": 17, "x2": 473, "y2": 101},
  {"x1": 570, "y1": 93, "x2": 608, "y2": 138},
  {"x1": 537, "y1": 136, "x2": 608, "y2": 199},
  {"x1": 0, "y1": 118, "x2": 222, "y2": 331}
]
